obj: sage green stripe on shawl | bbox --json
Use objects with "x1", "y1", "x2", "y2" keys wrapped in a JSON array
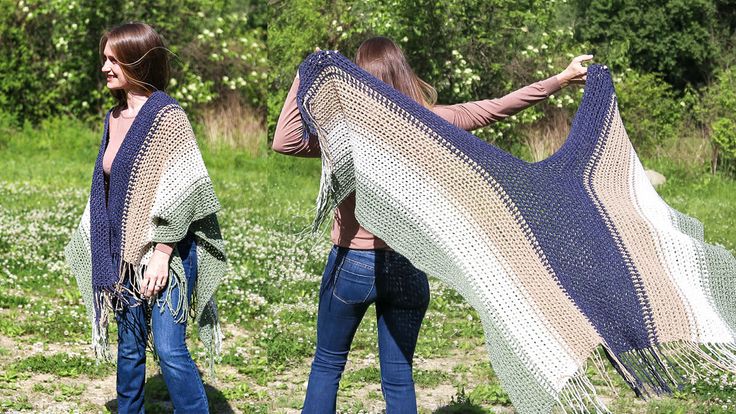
[
  {"x1": 65, "y1": 202, "x2": 111, "y2": 360},
  {"x1": 703, "y1": 243, "x2": 736, "y2": 333},
  {"x1": 336, "y1": 83, "x2": 606, "y2": 409},
  {"x1": 356, "y1": 175, "x2": 558, "y2": 412},
  {"x1": 664, "y1": 204, "x2": 733, "y2": 334},
  {"x1": 182, "y1": 213, "x2": 226, "y2": 361},
  {"x1": 669, "y1": 208, "x2": 705, "y2": 241}
]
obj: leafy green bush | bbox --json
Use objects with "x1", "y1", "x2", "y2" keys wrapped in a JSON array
[
  {"x1": 267, "y1": 0, "x2": 588, "y2": 148},
  {"x1": 700, "y1": 66, "x2": 736, "y2": 173},
  {"x1": 572, "y1": 0, "x2": 719, "y2": 89},
  {"x1": 712, "y1": 118, "x2": 736, "y2": 172},
  {"x1": 0, "y1": 0, "x2": 267, "y2": 125},
  {"x1": 615, "y1": 70, "x2": 681, "y2": 152}
]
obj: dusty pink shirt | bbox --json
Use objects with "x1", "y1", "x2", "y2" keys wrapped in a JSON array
[
  {"x1": 104, "y1": 109, "x2": 174, "y2": 256},
  {"x1": 273, "y1": 75, "x2": 561, "y2": 250}
]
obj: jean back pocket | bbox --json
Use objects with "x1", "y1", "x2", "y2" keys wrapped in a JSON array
[{"x1": 332, "y1": 257, "x2": 376, "y2": 305}]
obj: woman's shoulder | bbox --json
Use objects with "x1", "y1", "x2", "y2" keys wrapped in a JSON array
[
  {"x1": 137, "y1": 92, "x2": 190, "y2": 127},
  {"x1": 146, "y1": 90, "x2": 184, "y2": 113}
]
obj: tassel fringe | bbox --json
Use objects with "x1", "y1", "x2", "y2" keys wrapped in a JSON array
[
  {"x1": 90, "y1": 255, "x2": 194, "y2": 366},
  {"x1": 555, "y1": 341, "x2": 736, "y2": 413}
]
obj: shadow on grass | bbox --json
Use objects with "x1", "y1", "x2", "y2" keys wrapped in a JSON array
[
  {"x1": 104, "y1": 372, "x2": 233, "y2": 413},
  {"x1": 433, "y1": 399, "x2": 490, "y2": 414}
]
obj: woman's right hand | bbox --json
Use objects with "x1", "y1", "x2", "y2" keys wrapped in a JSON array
[
  {"x1": 141, "y1": 249, "x2": 170, "y2": 298},
  {"x1": 556, "y1": 55, "x2": 594, "y2": 87}
]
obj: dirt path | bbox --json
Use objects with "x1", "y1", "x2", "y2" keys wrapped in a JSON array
[{"x1": 0, "y1": 331, "x2": 509, "y2": 413}]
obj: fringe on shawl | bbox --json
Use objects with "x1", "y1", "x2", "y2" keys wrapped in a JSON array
[
  {"x1": 90, "y1": 253, "x2": 201, "y2": 365},
  {"x1": 296, "y1": 56, "x2": 340, "y2": 235},
  {"x1": 298, "y1": 101, "x2": 337, "y2": 235},
  {"x1": 553, "y1": 342, "x2": 736, "y2": 413}
]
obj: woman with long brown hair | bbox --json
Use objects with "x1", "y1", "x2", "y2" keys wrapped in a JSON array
[
  {"x1": 65, "y1": 22, "x2": 226, "y2": 413},
  {"x1": 273, "y1": 36, "x2": 589, "y2": 413}
]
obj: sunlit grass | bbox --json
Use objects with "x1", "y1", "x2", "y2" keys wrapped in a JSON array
[{"x1": 0, "y1": 118, "x2": 734, "y2": 412}]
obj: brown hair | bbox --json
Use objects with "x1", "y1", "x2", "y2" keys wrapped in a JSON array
[
  {"x1": 355, "y1": 36, "x2": 437, "y2": 108},
  {"x1": 99, "y1": 22, "x2": 170, "y2": 107}
]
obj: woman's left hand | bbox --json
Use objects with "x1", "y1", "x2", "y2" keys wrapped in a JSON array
[
  {"x1": 556, "y1": 55, "x2": 594, "y2": 87},
  {"x1": 141, "y1": 249, "x2": 170, "y2": 298}
]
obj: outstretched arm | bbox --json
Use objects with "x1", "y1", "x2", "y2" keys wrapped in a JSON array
[{"x1": 433, "y1": 54, "x2": 593, "y2": 131}]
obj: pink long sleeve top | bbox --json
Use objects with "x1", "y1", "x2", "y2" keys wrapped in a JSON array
[{"x1": 273, "y1": 74, "x2": 561, "y2": 250}]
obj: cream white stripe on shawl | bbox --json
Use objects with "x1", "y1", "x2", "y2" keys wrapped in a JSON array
[
  {"x1": 316, "y1": 68, "x2": 602, "y2": 363},
  {"x1": 79, "y1": 201, "x2": 91, "y2": 244},
  {"x1": 629, "y1": 149, "x2": 734, "y2": 343},
  {"x1": 150, "y1": 141, "x2": 210, "y2": 221},
  {"x1": 352, "y1": 124, "x2": 581, "y2": 391},
  {"x1": 135, "y1": 142, "x2": 209, "y2": 264}
]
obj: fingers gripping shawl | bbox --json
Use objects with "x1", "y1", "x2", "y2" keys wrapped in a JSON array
[
  {"x1": 64, "y1": 92, "x2": 225, "y2": 367},
  {"x1": 296, "y1": 51, "x2": 736, "y2": 413}
]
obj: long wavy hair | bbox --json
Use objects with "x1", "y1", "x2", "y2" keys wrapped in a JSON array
[
  {"x1": 99, "y1": 22, "x2": 170, "y2": 107},
  {"x1": 355, "y1": 36, "x2": 437, "y2": 108}
]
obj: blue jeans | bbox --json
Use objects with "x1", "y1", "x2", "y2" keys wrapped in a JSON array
[
  {"x1": 302, "y1": 246, "x2": 430, "y2": 414},
  {"x1": 115, "y1": 234, "x2": 208, "y2": 413}
]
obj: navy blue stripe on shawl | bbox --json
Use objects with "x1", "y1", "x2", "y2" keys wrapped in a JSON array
[
  {"x1": 89, "y1": 91, "x2": 179, "y2": 296},
  {"x1": 296, "y1": 52, "x2": 653, "y2": 360}
]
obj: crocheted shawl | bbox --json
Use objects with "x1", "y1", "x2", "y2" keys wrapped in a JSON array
[
  {"x1": 296, "y1": 51, "x2": 736, "y2": 413},
  {"x1": 65, "y1": 92, "x2": 226, "y2": 369}
]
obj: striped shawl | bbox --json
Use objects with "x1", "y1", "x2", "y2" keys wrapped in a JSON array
[
  {"x1": 296, "y1": 51, "x2": 736, "y2": 413},
  {"x1": 65, "y1": 92, "x2": 226, "y2": 368}
]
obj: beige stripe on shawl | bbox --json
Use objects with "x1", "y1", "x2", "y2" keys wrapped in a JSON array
[
  {"x1": 313, "y1": 73, "x2": 603, "y2": 366},
  {"x1": 589, "y1": 105, "x2": 692, "y2": 342},
  {"x1": 122, "y1": 106, "x2": 194, "y2": 265}
]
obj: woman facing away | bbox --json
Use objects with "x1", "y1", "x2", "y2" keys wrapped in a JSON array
[
  {"x1": 65, "y1": 22, "x2": 226, "y2": 413},
  {"x1": 273, "y1": 36, "x2": 591, "y2": 413}
]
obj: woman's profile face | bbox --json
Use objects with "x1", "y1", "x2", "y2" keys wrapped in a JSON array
[{"x1": 101, "y1": 44, "x2": 129, "y2": 91}]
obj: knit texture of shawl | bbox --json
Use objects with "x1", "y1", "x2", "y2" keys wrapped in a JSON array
[
  {"x1": 296, "y1": 51, "x2": 736, "y2": 413},
  {"x1": 65, "y1": 91, "x2": 226, "y2": 370}
]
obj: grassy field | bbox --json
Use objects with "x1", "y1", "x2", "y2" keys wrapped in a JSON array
[{"x1": 0, "y1": 117, "x2": 735, "y2": 413}]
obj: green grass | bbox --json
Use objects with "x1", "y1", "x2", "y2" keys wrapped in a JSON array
[
  {"x1": 0, "y1": 117, "x2": 735, "y2": 412},
  {"x1": 647, "y1": 157, "x2": 736, "y2": 252},
  {"x1": 12, "y1": 353, "x2": 114, "y2": 378}
]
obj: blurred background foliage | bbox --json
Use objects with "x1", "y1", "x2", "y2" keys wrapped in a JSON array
[
  {"x1": 0, "y1": 0, "x2": 268, "y2": 152},
  {"x1": 1, "y1": 0, "x2": 735, "y2": 173},
  {"x1": 269, "y1": 0, "x2": 736, "y2": 174}
]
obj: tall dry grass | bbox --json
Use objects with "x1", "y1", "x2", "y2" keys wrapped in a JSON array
[
  {"x1": 523, "y1": 109, "x2": 712, "y2": 174},
  {"x1": 199, "y1": 93, "x2": 266, "y2": 156},
  {"x1": 523, "y1": 109, "x2": 571, "y2": 162},
  {"x1": 655, "y1": 129, "x2": 712, "y2": 173}
]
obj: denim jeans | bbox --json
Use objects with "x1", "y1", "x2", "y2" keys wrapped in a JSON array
[
  {"x1": 302, "y1": 246, "x2": 430, "y2": 414},
  {"x1": 115, "y1": 234, "x2": 208, "y2": 413}
]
